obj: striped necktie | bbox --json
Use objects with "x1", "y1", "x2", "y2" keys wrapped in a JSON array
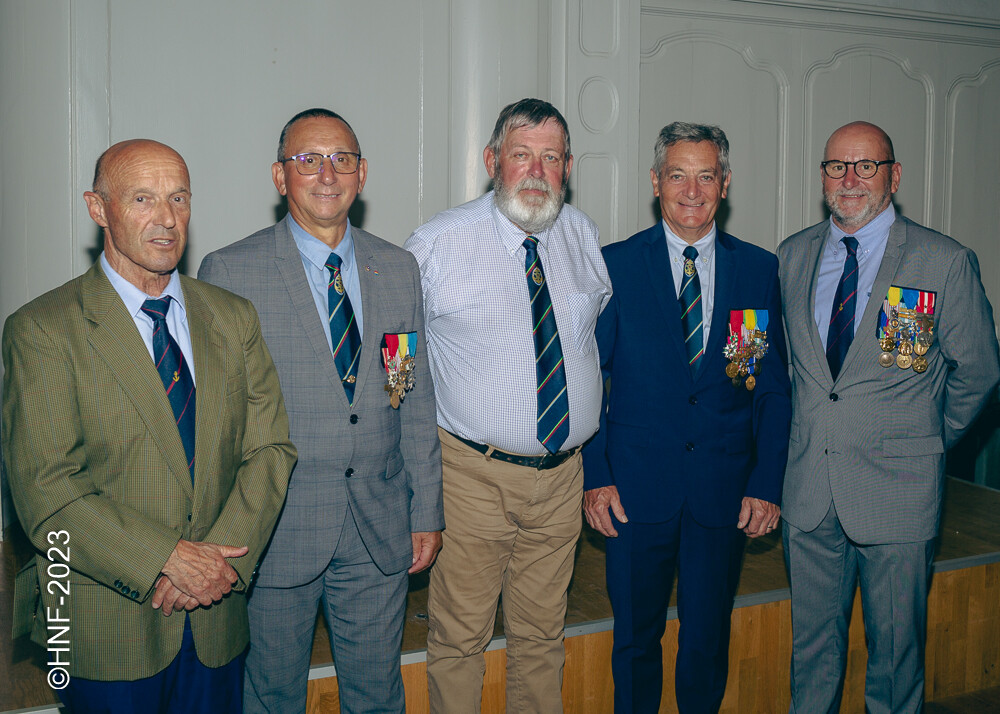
[
  {"x1": 140, "y1": 297, "x2": 196, "y2": 479},
  {"x1": 325, "y1": 252, "x2": 362, "y2": 404},
  {"x1": 679, "y1": 245, "x2": 704, "y2": 371},
  {"x1": 826, "y1": 236, "x2": 859, "y2": 380},
  {"x1": 524, "y1": 236, "x2": 570, "y2": 454}
]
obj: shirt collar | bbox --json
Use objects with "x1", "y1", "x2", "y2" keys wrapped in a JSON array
[
  {"x1": 827, "y1": 203, "x2": 896, "y2": 252},
  {"x1": 100, "y1": 252, "x2": 187, "y2": 320},
  {"x1": 287, "y1": 213, "x2": 356, "y2": 271},
  {"x1": 662, "y1": 219, "x2": 717, "y2": 262},
  {"x1": 490, "y1": 191, "x2": 553, "y2": 256}
]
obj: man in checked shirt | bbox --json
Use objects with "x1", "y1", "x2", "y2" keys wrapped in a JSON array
[{"x1": 405, "y1": 98, "x2": 611, "y2": 713}]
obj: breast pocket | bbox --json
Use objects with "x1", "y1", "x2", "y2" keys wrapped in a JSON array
[{"x1": 565, "y1": 291, "x2": 603, "y2": 355}]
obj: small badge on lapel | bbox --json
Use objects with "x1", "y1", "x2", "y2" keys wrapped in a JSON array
[
  {"x1": 381, "y1": 332, "x2": 417, "y2": 408},
  {"x1": 723, "y1": 310, "x2": 769, "y2": 391},
  {"x1": 877, "y1": 286, "x2": 935, "y2": 374}
]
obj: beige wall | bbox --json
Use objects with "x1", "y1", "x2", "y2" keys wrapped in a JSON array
[{"x1": 2, "y1": 0, "x2": 999, "y2": 526}]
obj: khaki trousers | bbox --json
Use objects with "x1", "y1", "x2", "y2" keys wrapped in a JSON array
[{"x1": 427, "y1": 428, "x2": 584, "y2": 713}]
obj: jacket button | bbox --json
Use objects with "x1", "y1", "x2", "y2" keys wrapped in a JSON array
[
  {"x1": 345, "y1": 468, "x2": 354, "y2": 478},
  {"x1": 350, "y1": 414, "x2": 359, "y2": 424},
  {"x1": 685, "y1": 442, "x2": 695, "y2": 452},
  {"x1": 131, "y1": 590, "x2": 139, "y2": 599},
  {"x1": 114, "y1": 579, "x2": 123, "y2": 588},
  {"x1": 829, "y1": 393, "x2": 839, "y2": 401},
  {"x1": 688, "y1": 395, "x2": 697, "y2": 405},
  {"x1": 187, "y1": 513, "x2": 192, "y2": 521}
]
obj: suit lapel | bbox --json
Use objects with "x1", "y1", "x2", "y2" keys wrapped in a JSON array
[
  {"x1": 272, "y1": 221, "x2": 346, "y2": 395},
  {"x1": 183, "y1": 279, "x2": 224, "y2": 504},
  {"x1": 803, "y1": 225, "x2": 834, "y2": 383},
  {"x1": 643, "y1": 224, "x2": 692, "y2": 374},
  {"x1": 82, "y1": 264, "x2": 194, "y2": 496},
  {"x1": 698, "y1": 231, "x2": 736, "y2": 382},
  {"x1": 351, "y1": 229, "x2": 382, "y2": 405}
]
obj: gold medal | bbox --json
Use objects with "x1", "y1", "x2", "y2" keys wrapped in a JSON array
[
  {"x1": 898, "y1": 340, "x2": 913, "y2": 356},
  {"x1": 739, "y1": 363, "x2": 749, "y2": 377},
  {"x1": 912, "y1": 356, "x2": 928, "y2": 373},
  {"x1": 334, "y1": 273, "x2": 345, "y2": 295},
  {"x1": 879, "y1": 336, "x2": 896, "y2": 352},
  {"x1": 390, "y1": 392, "x2": 400, "y2": 408},
  {"x1": 913, "y1": 341, "x2": 928, "y2": 356},
  {"x1": 532, "y1": 267, "x2": 544, "y2": 286},
  {"x1": 879, "y1": 352, "x2": 895, "y2": 368},
  {"x1": 725, "y1": 362, "x2": 740, "y2": 378},
  {"x1": 745, "y1": 374, "x2": 756, "y2": 391},
  {"x1": 889, "y1": 317, "x2": 900, "y2": 329},
  {"x1": 684, "y1": 259, "x2": 696, "y2": 277},
  {"x1": 896, "y1": 353, "x2": 912, "y2": 369},
  {"x1": 916, "y1": 331, "x2": 934, "y2": 349}
]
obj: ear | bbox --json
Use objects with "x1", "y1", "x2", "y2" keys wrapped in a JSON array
[
  {"x1": 83, "y1": 191, "x2": 109, "y2": 228},
  {"x1": 890, "y1": 162, "x2": 901, "y2": 195},
  {"x1": 563, "y1": 154, "x2": 574, "y2": 183},
  {"x1": 484, "y1": 146, "x2": 497, "y2": 179},
  {"x1": 272, "y1": 162, "x2": 288, "y2": 196},
  {"x1": 650, "y1": 168, "x2": 661, "y2": 197},
  {"x1": 721, "y1": 170, "x2": 732, "y2": 199},
  {"x1": 356, "y1": 157, "x2": 368, "y2": 193}
]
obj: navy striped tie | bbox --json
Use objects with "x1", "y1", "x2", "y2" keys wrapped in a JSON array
[
  {"x1": 325, "y1": 253, "x2": 362, "y2": 404},
  {"x1": 679, "y1": 246, "x2": 704, "y2": 371},
  {"x1": 826, "y1": 236, "x2": 859, "y2": 380},
  {"x1": 140, "y1": 298, "x2": 196, "y2": 479},
  {"x1": 524, "y1": 236, "x2": 570, "y2": 454}
]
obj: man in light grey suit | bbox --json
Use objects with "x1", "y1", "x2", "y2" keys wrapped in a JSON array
[
  {"x1": 199, "y1": 108, "x2": 443, "y2": 714},
  {"x1": 779, "y1": 120, "x2": 1000, "y2": 713}
]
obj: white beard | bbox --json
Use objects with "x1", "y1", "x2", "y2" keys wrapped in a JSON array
[{"x1": 494, "y1": 174, "x2": 566, "y2": 234}]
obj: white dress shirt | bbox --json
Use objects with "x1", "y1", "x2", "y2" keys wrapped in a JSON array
[
  {"x1": 663, "y1": 220, "x2": 717, "y2": 351},
  {"x1": 100, "y1": 252, "x2": 196, "y2": 385},
  {"x1": 405, "y1": 191, "x2": 612, "y2": 455}
]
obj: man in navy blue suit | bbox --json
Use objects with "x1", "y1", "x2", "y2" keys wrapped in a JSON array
[{"x1": 583, "y1": 122, "x2": 792, "y2": 713}]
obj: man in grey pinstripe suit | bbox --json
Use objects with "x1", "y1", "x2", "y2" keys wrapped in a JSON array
[
  {"x1": 199, "y1": 109, "x2": 443, "y2": 714},
  {"x1": 779, "y1": 121, "x2": 999, "y2": 714}
]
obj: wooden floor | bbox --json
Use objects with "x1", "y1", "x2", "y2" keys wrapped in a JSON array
[{"x1": 3, "y1": 478, "x2": 1000, "y2": 713}]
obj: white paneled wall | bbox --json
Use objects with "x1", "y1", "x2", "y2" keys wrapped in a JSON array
[{"x1": 2, "y1": 0, "x2": 999, "y2": 525}]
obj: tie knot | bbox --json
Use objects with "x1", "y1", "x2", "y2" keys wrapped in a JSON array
[
  {"x1": 140, "y1": 297, "x2": 171, "y2": 323},
  {"x1": 325, "y1": 252, "x2": 343, "y2": 272},
  {"x1": 683, "y1": 246, "x2": 699, "y2": 261},
  {"x1": 523, "y1": 236, "x2": 539, "y2": 252},
  {"x1": 842, "y1": 236, "x2": 858, "y2": 255}
]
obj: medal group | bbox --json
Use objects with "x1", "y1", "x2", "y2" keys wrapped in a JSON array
[
  {"x1": 877, "y1": 286, "x2": 935, "y2": 374},
  {"x1": 724, "y1": 309, "x2": 769, "y2": 391}
]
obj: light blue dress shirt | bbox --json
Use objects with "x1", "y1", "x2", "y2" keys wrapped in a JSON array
[
  {"x1": 813, "y1": 205, "x2": 895, "y2": 349},
  {"x1": 100, "y1": 253, "x2": 196, "y2": 385},
  {"x1": 287, "y1": 213, "x2": 365, "y2": 348},
  {"x1": 663, "y1": 220, "x2": 717, "y2": 351}
]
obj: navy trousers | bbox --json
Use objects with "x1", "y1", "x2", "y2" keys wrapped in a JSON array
[{"x1": 606, "y1": 506, "x2": 746, "y2": 713}]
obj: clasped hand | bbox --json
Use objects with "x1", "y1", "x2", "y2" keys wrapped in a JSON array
[{"x1": 151, "y1": 539, "x2": 248, "y2": 616}]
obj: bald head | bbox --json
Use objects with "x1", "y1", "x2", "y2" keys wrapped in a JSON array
[
  {"x1": 824, "y1": 121, "x2": 894, "y2": 164},
  {"x1": 84, "y1": 139, "x2": 192, "y2": 295}
]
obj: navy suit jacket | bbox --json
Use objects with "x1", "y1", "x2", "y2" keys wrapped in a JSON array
[{"x1": 583, "y1": 223, "x2": 791, "y2": 526}]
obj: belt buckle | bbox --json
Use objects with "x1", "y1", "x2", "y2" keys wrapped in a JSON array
[{"x1": 538, "y1": 451, "x2": 558, "y2": 470}]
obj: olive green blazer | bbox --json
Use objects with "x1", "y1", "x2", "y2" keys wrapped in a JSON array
[{"x1": 2, "y1": 262, "x2": 296, "y2": 681}]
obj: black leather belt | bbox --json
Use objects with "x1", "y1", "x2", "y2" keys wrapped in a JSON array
[{"x1": 447, "y1": 431, "x2": 581, "y2": 470}]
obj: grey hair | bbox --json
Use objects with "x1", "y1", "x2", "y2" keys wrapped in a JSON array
[
  {"x1": 277, "y1": 108, "x2": 360, "y2": 162},
  {"x1": 486, "y1": 98, "x2": 571, "y2": 164},
  {"x1": 651, "y1": 122, "x2": 730, "y2": 178}
]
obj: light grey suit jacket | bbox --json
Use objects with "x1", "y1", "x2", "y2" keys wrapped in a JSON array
[
  {"x1": 199, "y1": 220, "x2": 443, "y2": 585},
  {"x1": 778, "y1": 215, "x2": 999, "y2": 544}
]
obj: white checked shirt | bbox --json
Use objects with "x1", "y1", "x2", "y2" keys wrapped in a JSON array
[{"x1": 405, "y1": 191, "x2": 612, "y2": 455}]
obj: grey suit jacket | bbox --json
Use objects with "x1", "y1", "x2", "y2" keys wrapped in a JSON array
[
  {"x1": 778, "y1": 215, "x2": 999, "y2": 544},
  {"x1": 199, "y1": 220, "x2": 443, "y2": 585}
]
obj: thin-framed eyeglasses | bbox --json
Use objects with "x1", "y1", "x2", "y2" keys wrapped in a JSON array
[
  {"x1": 281, "y1": 152, "x2": 361, "y2": 175},
  {"x1": 821, "y1": 159, "x2": 895, "y2": 180}
]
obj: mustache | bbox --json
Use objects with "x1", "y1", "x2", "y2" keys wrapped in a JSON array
[{"x1": 515, "y1": 176, "x2": 556, "y2": 195}]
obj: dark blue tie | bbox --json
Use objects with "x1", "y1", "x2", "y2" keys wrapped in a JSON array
[
  {"x1": 826, "y1": 236, "x2": 859, "y2": 380},
  {"x1": 524, "y1": 236, "x2": 569, "y2": 454},
  {"x1": 679, "y1": 246, "x2": 704, "y2": 372},
  {"x1": 325, "y1": 252, "x2": 362, "y2": 404},
  {"x1": 140, "y1": 298, "x2": 196, "y2": 479}
]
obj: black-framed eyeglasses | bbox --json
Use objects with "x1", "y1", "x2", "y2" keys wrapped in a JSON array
[
  {"x1": 821, "y1": 159, "x2": 895, "y2": 180},
  {"x1": 281, "y1": 152, "x2": 361, "y2": 175}
]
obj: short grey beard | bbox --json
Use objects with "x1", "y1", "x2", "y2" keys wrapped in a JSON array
[
  {"x1": 494, "y1": 173, "x2": 566, "y2": 234},
  {"x1": 824, "y1": 185, "x2": 891, "y2": 232}
]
